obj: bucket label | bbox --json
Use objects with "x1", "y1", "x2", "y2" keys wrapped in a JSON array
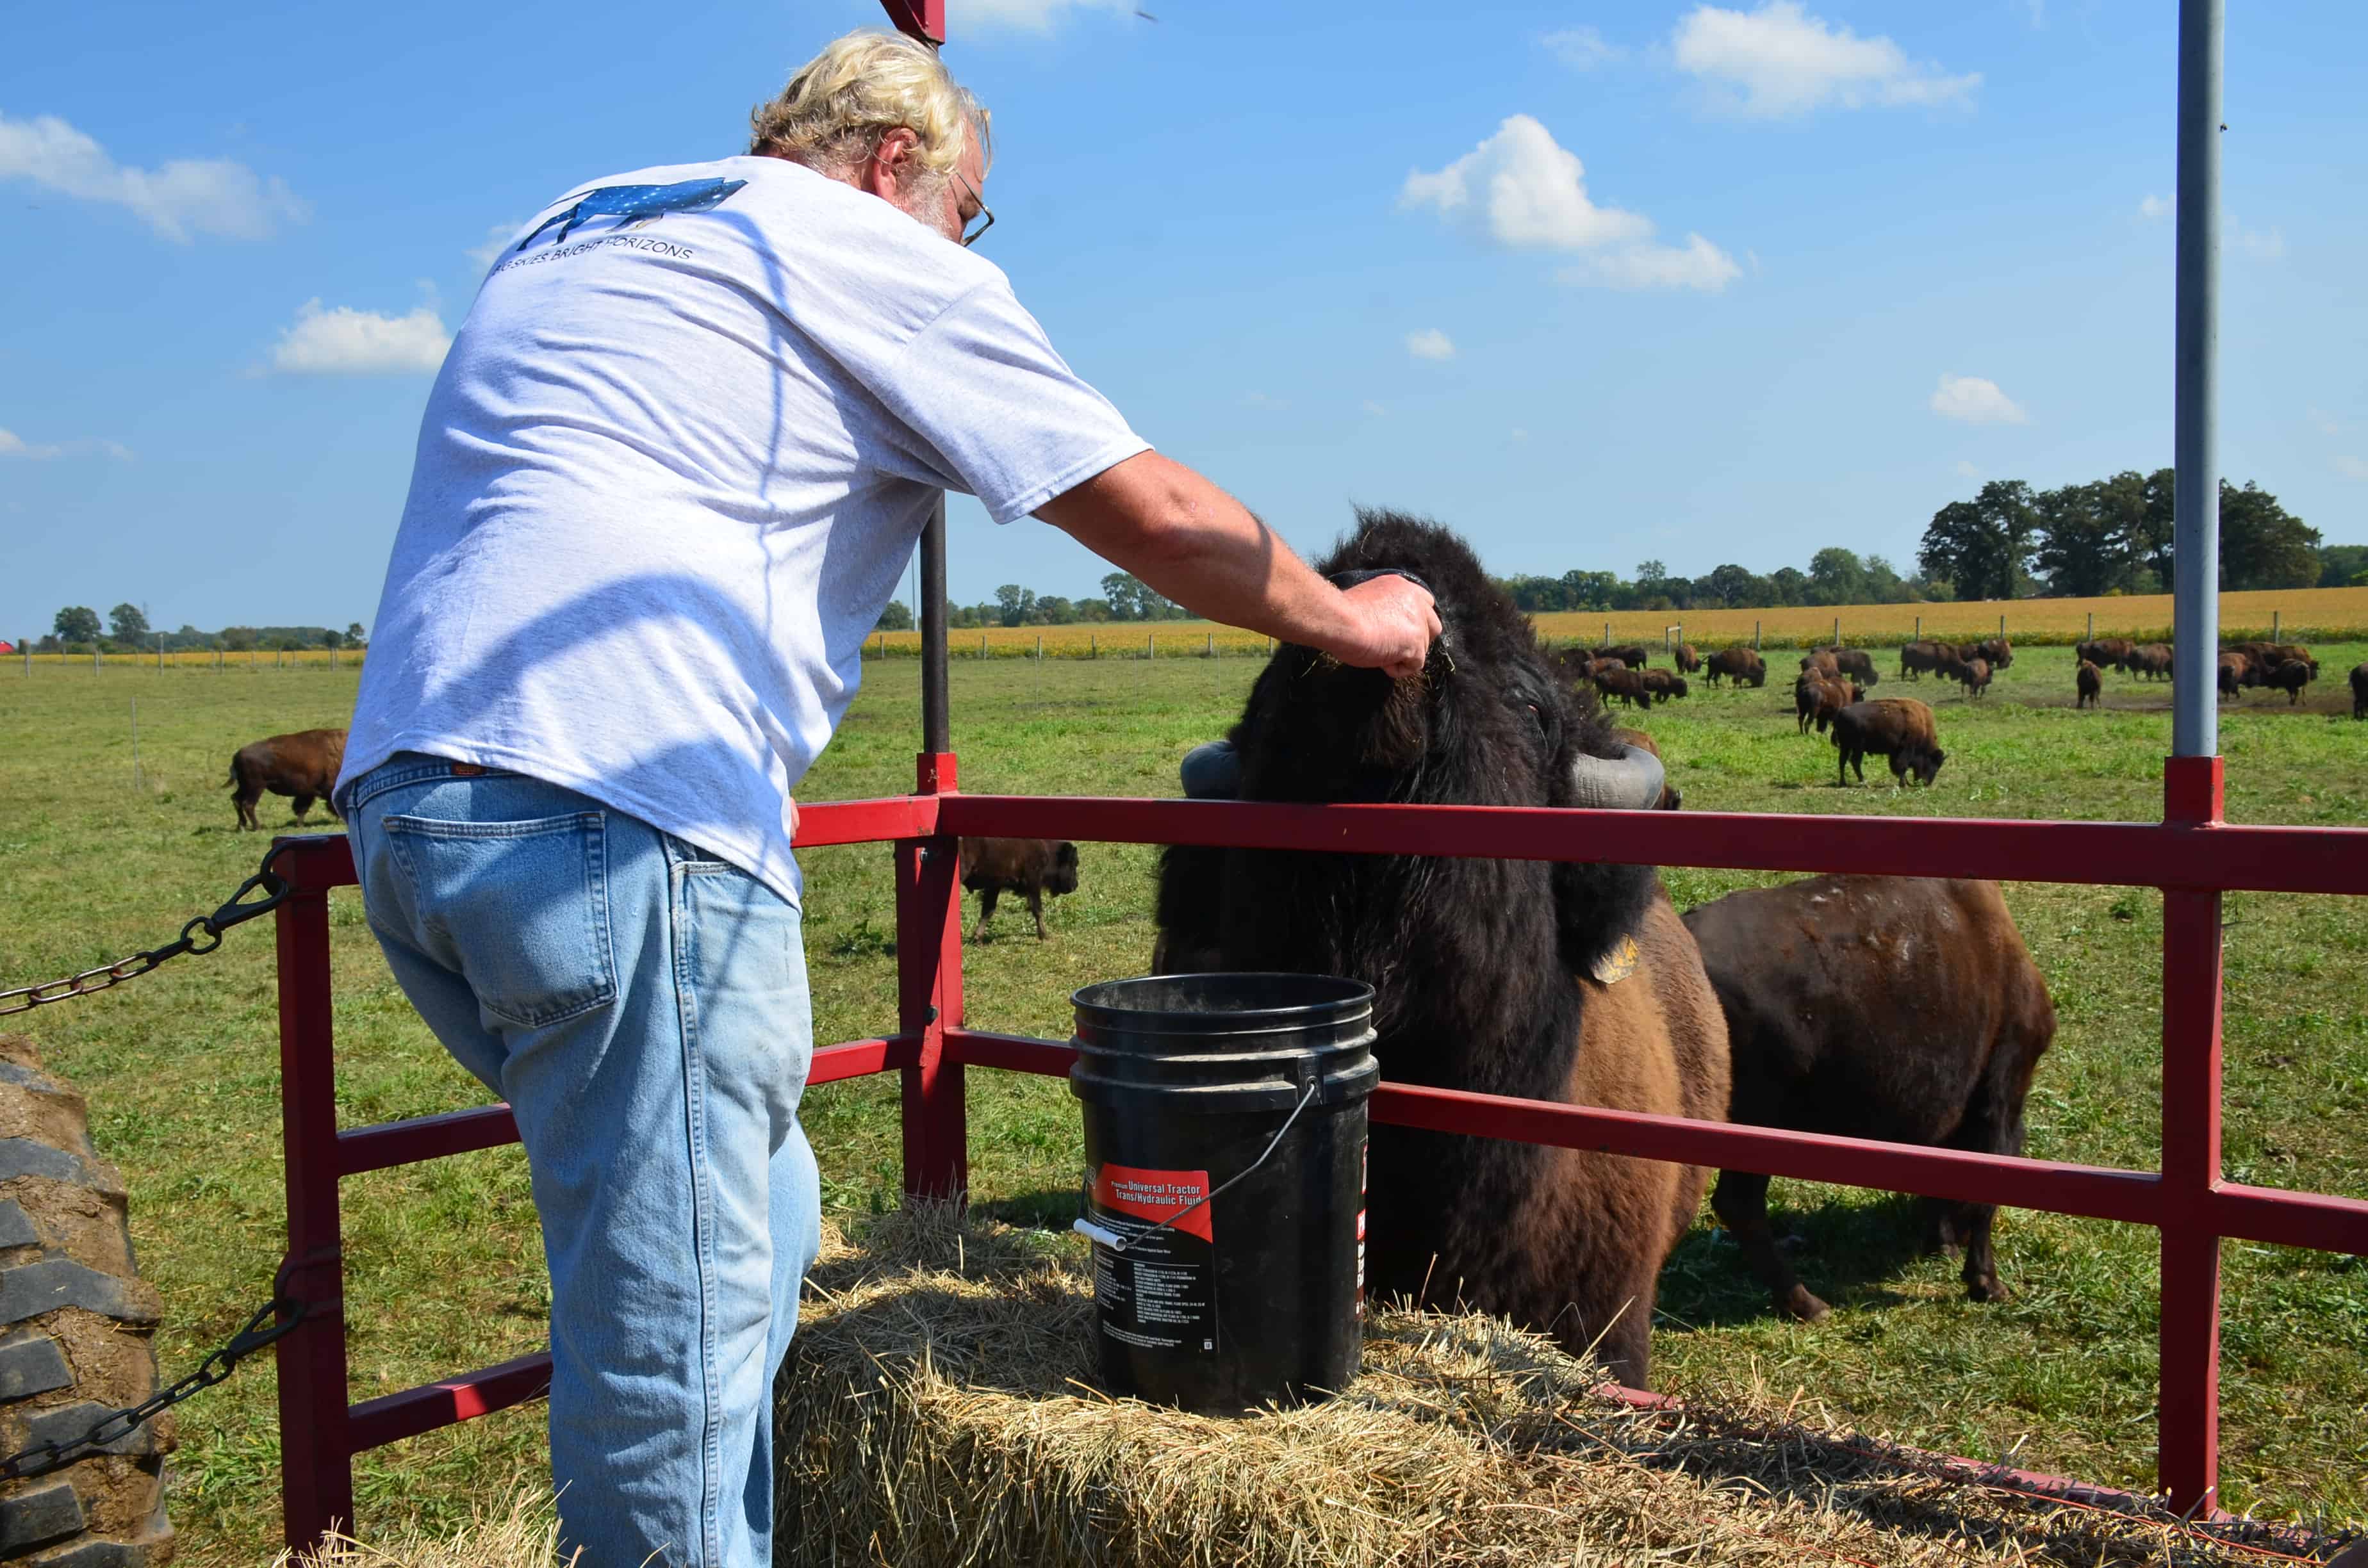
[{"x1": 1088, "y1": 1164, "x2": 1216, "y2": 1355}]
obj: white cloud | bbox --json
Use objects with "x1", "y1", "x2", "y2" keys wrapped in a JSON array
[
  {"x1": 270, "y1": 299, "x2": 452, "y2": 375},
  {"x1": 0, "y1": 428, "x2": 133, "y2": 460},
  {"x1": 2139, "y1": 193, "x2": 2173, "y2": 220},
  {"x1": 1558, "y1": 233, "x2": 1741, "y2": 291},
  {"x1": 1954, "y1": 459, "x2": 1981, "y2": 478},
  {"x1": 1510, "y1": 428, "x2": 1531, "y2": 441},
  {"x1": 1406, "y1": 329, "x2": 1456, "y2": 361},
  {"x1": 1241, "y1": 391, "x2": 1289, "y2": 409},
  {"x1": 951, "y1": 0, "x2": 1127, "y2": 32},
  {"x1": 2024, "y1": 0, "x2": 2046, "y2": 26},
  {"x1": 467, "y1": 221, "x2": 523, "y2": 270},
  {"x1": 1671, "y1": 3, "x2": 1979, "y2": 117},
  {"x1": 2237, "y1": 224, "x2": 2285, "y2": 261},
  {"x1": 2336, "y1": 456, "x2": 2368, "y2": 482},
  {"x1": 1543, "y1": 26, "x2": 1625, "y2": 69},
  {"x1": 1361, "y1": 400, "x2": 1388, "y2": 416},
  {"x1": 1401, "y1": 115, "x2": 1739, "y2": 292},
  {"x1": 0, "y1": 110, "x2": 306, "y2": 243},
  {"x1": 2310, "y1": 407, "x2": 2341, "y2": 437},
  {"x1": 1930, "y1": 373, "x2": 2029, "y2": 425}
]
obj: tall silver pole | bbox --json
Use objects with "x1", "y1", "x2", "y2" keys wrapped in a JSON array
[{"x1": 2171, "y1": 0, "x2": 2221, "y2": 758}]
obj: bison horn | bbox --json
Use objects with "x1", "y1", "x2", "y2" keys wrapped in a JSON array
[{"x1": 1567, "y1": 744, "x2": 1667, "y2": 812}]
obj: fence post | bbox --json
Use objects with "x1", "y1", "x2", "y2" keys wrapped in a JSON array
[
  {"x1": 1205, "y1": 631, "x2": 1213, "y2": 658},
  {"x1": 1999, "y1": 612, "x2": 2007, "y2": 639},
  {"x1": 94, "y1": 646, "x2": 101, "y2": 674},
  {"x1": 1601, "y1": 621, "x2": 1609, "y2": 648},
  {"x1": 2271, "y1": 610, "x2": 2279, "y2": 641},
  {"x1": 898, "y1": 751, "x2": 967, "y2": 1202},
  {"x1": 1832, "y1": 616, "x2": 1840, "y2": 646},
  {"x1": 274, "y1": 842, "x2": 359, "y2": 1548},
  {"x1": 1148, "y1": 633, "x2": 1155, "y2": 660},
  {"x1": 979, "y1": 634, "x2": 986, "y2": 660},
  {"x1": 1036, "y1": 635, "x2": 1043, "y2": 661},
  {"x1": 2158, "y1": 754, "x2": 2225, "y2": 1517},
  {"x1": 2087, "y1": 611, "x2": 2094, "y2": 641},
  {"x1": 1090, "y1": 634, "x2": 1096, "y2": 659},
  {"x1": 1754, "y1": 621, "x2": 1761, "y2": 650}
]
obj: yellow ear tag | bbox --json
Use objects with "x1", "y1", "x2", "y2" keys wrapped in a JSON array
[{"x1": 1591, "y1": 934, "x2": 1640, "y2": 985}]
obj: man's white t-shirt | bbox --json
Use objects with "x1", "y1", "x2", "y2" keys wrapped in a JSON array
[{"x1": 340, "y1": 156, "x2": 1149, "y2": 906}]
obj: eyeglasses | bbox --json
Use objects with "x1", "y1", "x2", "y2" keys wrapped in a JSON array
[{"x1": 954, "y1": 169, "x2": 994, "y2": 248}]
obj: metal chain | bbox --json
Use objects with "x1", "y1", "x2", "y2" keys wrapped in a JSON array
[
  {"x1": 0, "y1": 1294, "x2": 307, "y2": 1483},
  {"x1": 0, "y1": 847, "x2": 292, "y2": 1016}
]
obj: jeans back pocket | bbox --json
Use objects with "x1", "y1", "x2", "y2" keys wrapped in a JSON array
[{"x1": 382, "y1": 811, "x2": 618, "y2": 1029}]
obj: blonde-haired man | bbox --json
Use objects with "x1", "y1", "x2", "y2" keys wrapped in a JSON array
[{"x1": 339, "y1": 28, "x2": 1433, "y2": 1567}]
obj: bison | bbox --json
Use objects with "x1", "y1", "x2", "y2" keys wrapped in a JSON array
[
  {"x1": 2077, "y1": 660, "x2": 2103, "y2": 708},
  {"x1": 2216, "y1": 652, "x2": 2251, "y2": 700},
  {"x1": 1673, "y1": 642, "x2": 1702, "y2": 674},
  {"x1": 1832, "y1": 698, "x2": 1945, "y2": 787},
  {"x1": 958, "y1": 837, "x2": 1079, "y2": 940},
  {"x1": 1813, "y1": 646, "x2": 1879, "y2": 686},
  {"x1": 1799, "y1": 650, "x2": 1840, "y2": 682},
  {"x1": 1972, "y1": 637, "x2": 2013, "y2": 669},
  {"x1": 1683, "y1": 876, "x2": 2056, "y2": 1320},
  {"x1": 227, "y1": 728, "x2": 347, "y2": 831},
  {"x1": 1639, "y1": 669, "x2": 1689, "y2": 704},
  {"x1": 1704, "y1": 646, "x2": 1766, "y2": 688},
  {"x1": 1594, "y1": 666, "x2": 1650, "y2": 709},
  {"x1": 2262, "y1": 660, "x2": 2312, "y2": 705},
  {"x1": 1898, "y1": 641, "x2": 1948, "y2": 682},
  {"x1": 1958, "y1": 657, "x2": 1992, "y2": 700},
  {"x1": 2076, "y1": 637, "x2": 2132, "y2": 671},
  {"x1": 2353, "y1": 663, "x2": 2368, "y2": 721},
  {"x1": 1151, "y1": 509, "x2": 1730, "y2": 1388},
  {"x1": 1599, "y1": 642, "x2": 1651, "y2": 669},
  {"x1": 1793, "y1": 673, "x2": 1860, "y2": 735},
  {"x1": 2128, "y1": 643, "x2": 2173, "y2": 681}
]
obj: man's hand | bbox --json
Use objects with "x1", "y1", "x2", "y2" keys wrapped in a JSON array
[{"x1": 1333, "y1": 575, "x2": 1441, "y2": 679}]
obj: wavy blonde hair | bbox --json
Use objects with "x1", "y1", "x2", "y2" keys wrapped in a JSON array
[{"x1": 749, "y1": 31, "x2": 991, "y2": 186}]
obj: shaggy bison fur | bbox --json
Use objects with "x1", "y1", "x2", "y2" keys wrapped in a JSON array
[
  {"x1": 1673, "y1": 642, "x2": 1702, "y2": 673},
  {"x1": 958, "y1": 837, "x2": 1079, "y2": 940},
  {"x1": 1704, "y1": 647, "x2": 1766, "y2": 687},
  {"x1": 1684, "y1": 876, "x2": 2056, "y2": 1320},
  {"x1": 1151, "y1": 509, "x2": 1731, "y2": 1387},
  {"x1": 227, "y1": 728, "x2": 347, "y2": 831}
]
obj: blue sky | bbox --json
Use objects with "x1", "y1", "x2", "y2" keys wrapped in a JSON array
[{"x1": 3, "y1": 0, "x2": 2362, "y2": 641}]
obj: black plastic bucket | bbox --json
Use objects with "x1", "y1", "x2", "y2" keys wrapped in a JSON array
[{"x1": 1069, "y1": 972, "x2": 1378, "y2": 1413}]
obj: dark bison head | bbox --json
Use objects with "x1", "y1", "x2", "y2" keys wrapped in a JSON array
[
  {"x1": 1162, "y1": 509, "x2": 1662, "y2": 993},
  {"x1": 1046, "y1": 840, "x2": 1081, "y2": 897},
  {"x1": 1905, "y1": 744, "x2": 1948, "y2": 786}
]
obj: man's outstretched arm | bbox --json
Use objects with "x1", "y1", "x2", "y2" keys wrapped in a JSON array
[{"x1": 1035, "y1": 452, "x2": 1438, "y2": 678}]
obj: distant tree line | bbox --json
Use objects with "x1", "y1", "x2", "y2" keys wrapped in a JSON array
[
  {"x1": 878, "y1": 573, "x2": 1196, "y2": 632},
  {"x1": 1917, "y1": 471, "x2": 2330, "y2": 601},
  {"x1": 33, "y1": 603, "x2": 367, "y2": 655},
  {"x1": 1493, "y1": 550, "x2": 1946, "y2": 616}
]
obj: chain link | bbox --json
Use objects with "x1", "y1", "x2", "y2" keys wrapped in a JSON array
[
  {"x1": 0, "y1": 1294, "x2": 307, "y2": 1483},
  {"x1": 0, "y1": 848, "x2": 292, "y2": 1016}
]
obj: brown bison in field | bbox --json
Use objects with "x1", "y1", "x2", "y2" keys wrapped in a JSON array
[
  {"x1": 1683, "y1": 876, "x2": 2056, "y2": 1320},
  {"x1": 1958, "y1": 657, "x2": 1993, "y2": 699},
  {"x1": 1565, "y1": 651, "x2": 1624, "y2": 681},
  {"x1": 2262, "y1": 660, "x2": 2312, "y2": 705},
  {"x1": 1152, "y1": 510, "x2": 1731, "y2": 1388},
  {"x1": 1639, "y1": 669, "x2": 1689, "y2": 704},
  {"x1": 2352, "y1": 664, "x2": 2368, "y2": 719},
  {"x1": 227, "y1": 728, "x2": 347, "y2": 831},
  {"x1": 1703, "y1": 646, "x2": 1766, "y2": 688},
  {"x1": 2077, "y1": 660, "x2": 2103, "y2": 708},
  {"x1": 1971, "y1": 637, "x2": 2013, "y2": 669},
  {"x1": 1831, "y1": 699, "x2": 1945, "y2": 787},
  {"x1": 1813, "y1": 646, "x2": 1879, "y2": 685},
  {"x1": 2128, "y1": 643, "x2": 2173, "y2": 681},
  {"x1": 1898, "y1": 641, "x2": 1950, "y2": 682},
  {"x1": 2075, "y1": 637, "x2": 2133, "y2": 670},
  {"x1": 958, "y1": 837, "x2": 1079, "y2": 940},
  {"x1": 1673, "y1": 642, "x2": 1702, "y2": 674},
  {"x1": 1594, "y1": 666, "x2": 1650, "y2": 709},
  {"x1": 1599, "y1": 642, "x2": 1652, "y2": 669},
  {"x1": 1799, "y1": 650, "x2": 1840, "y2": 682},
  {"x1": 1793, "y1": 673, "x2": 1861, "y2": 735},
  {"x1": 2216, "y1": 651, "x2": 2251, "y2": 700}
]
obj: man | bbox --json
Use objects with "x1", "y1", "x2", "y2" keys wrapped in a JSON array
[{"x1": 336, "y1": 29, "x2": 1435, "y2": 1568}]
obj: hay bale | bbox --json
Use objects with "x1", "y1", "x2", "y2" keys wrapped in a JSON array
[
  {"x1": 776, "y1": 1205, "x2": 2309, "y2": 1567},
  {"x1": 273, "y1": 1489, "x2": 574, "y2": 1567}
]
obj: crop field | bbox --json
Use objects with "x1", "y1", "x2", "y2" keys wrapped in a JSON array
[{"x1": 2, "y1": 643, "x2": 2365, "y2": 1562}]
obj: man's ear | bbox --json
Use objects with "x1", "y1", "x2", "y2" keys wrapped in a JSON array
[{"x1": 866, "y1": 127, "x2": 922, "y2": 200}]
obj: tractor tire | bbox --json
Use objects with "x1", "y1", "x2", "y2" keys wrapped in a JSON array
[{"x1": 0, "y1": 1035, "x2": 174, "y2": 1566}]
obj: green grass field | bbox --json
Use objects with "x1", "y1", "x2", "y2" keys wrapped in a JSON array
[{"x1": 2, "y1": 644, "x2": 2364, "y2": 1561}]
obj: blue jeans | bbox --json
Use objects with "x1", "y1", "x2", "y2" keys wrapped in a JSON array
[{"x1": 345, "y1": 753, "x2": 819, "y2": 1568}]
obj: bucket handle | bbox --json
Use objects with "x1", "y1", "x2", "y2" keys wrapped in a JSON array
[{"x1": 1074, "y1": 1079, "x2": 1320, "y2": 1254}]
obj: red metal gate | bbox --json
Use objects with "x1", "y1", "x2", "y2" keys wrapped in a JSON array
[{"x1": 270, "y1": 750, "x2": 2368, "y2": 1549}]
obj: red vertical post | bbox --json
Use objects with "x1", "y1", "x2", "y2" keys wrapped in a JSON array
[
  {"x1": 2158, "y1": 755, "x2": 2224, "y2": 1515},
  {"x1": 272, "y1": 840, "x2": 356, "y2": 1548},
  {"x1": 898, "y1": 752, "x2": 967, "y2": 1200}
]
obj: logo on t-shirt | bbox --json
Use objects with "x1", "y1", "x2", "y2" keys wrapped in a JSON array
[{"x1": 516, "y1": 178, "x2": 749, "y2": 251}]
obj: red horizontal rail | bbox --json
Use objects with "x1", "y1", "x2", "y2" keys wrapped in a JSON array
[
  {"x1": 340, "y1": 1105, "x2": 518, "y2": 1178},
  {"x1": 945, "y1": 1028, "x2": 1078, "y2": 1077},
  {"x1": 346, "y1": 1352, "x2": 553, "y2": 1453},
  {"x1": 938, "y1": 796, "x2": 2368, "y2": 897},
  {"x1": 2208, "y1": 1182, "x2": 2368, "y2": 1256}
]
